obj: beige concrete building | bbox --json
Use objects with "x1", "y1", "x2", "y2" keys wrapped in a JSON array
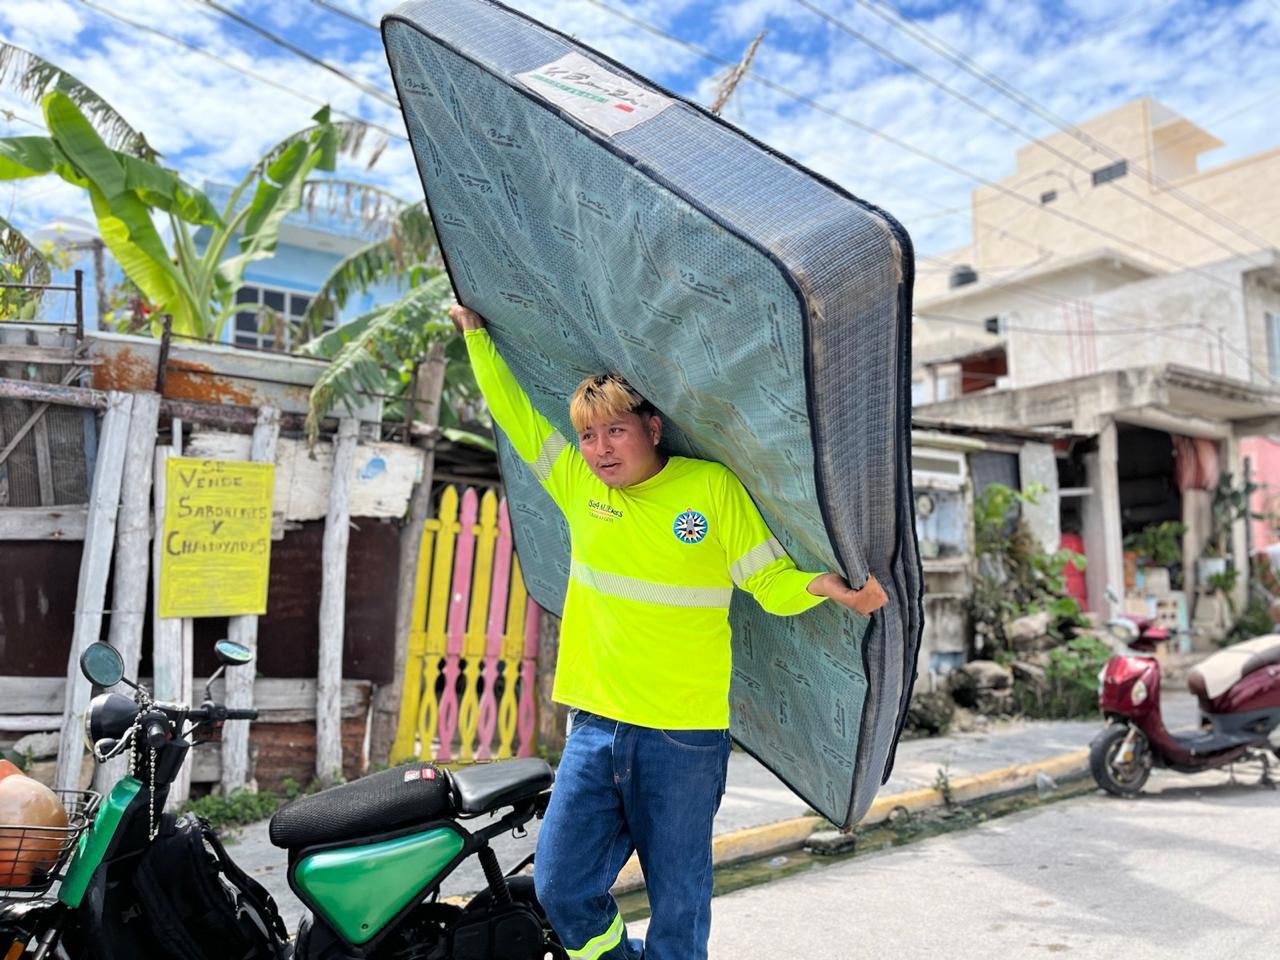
[{"x1": 911, "y1": 97, "x2": 1280, "y2": 642}]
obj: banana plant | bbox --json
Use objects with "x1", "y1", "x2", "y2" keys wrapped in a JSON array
[
  {"x1": 0, "y1": 52, "x2": 378, "y2": 338},
  {"x1": 0, "y1": 90, "x2": 220, "y2": 334}
]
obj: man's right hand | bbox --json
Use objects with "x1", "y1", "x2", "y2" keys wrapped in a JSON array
[{"x1": 448, "y1": 302, "x2": 486, "y2": 334}]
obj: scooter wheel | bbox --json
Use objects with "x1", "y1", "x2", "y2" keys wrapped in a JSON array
[{"x1": 1090, "y1": 724, "x2": 1151, "y2": 797}]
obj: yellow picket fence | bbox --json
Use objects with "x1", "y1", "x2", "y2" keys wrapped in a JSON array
[{"x1": 391, "y1": 485, "x2": 542, "y2": 764}]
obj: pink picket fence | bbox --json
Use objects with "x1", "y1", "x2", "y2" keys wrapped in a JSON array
[{"x1": 391, "y1": 485, "x2": 541, "y2": 764}]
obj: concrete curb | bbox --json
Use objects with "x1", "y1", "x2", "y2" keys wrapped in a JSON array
[{"x1": 611, "y1": 748, "x2": 1091, "y2": 895}]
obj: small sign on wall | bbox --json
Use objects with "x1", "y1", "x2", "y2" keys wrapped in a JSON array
[{"x1": 158, "y1": 457, "x2": 275, "y2": 618}]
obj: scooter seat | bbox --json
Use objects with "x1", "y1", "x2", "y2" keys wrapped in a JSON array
[
  {"x1": 1187, "y1": 634, "x2": 1280, "y2": 702},
  {"x1": 268, "y1": 763, "x2": 454, "y2": 850},
  {"x1": 450, "y1": 758, "x2": 553, "y2": 816}
]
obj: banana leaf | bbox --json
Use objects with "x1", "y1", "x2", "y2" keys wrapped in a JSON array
[{"x1": 39, "y1": 90, "x2": 202, "y2": 334}]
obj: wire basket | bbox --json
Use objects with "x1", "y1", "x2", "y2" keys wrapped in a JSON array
[{"x1": 0, "y1": 789, "x2": 100, "y2": 900}]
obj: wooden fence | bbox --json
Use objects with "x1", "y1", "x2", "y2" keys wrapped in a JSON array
[{"x1": 391, "y1": 485, "x2": 541, "y2": 764}]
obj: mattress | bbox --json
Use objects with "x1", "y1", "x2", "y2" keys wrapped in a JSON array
[{"x1": 382, "y1": 0, "x2": 921, "y2": 827}]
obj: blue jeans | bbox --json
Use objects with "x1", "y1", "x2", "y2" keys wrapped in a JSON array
[{"x1": 535, "y1": 709, "x2": 731, "y2": 960}]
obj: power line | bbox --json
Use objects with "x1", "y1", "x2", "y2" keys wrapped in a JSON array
[
  {"x1": 309, "y1": 0, "x2": 993, "y2": 233},
  {"x1": 190, "y1": 0, "x2": 399, "y2": 108},
  {"x1": 573, "y1": 1, "x2": 1271, "y2": 380},
  {"x1": 917, "y1": 310, "x2": 1273, "y2": 385},
  {"x1": 795, "y1": 0, "x2": 1259, "y2": 267},
  {"x1": 313, "y1": 0, "x2": 1273, "y2": 383},
  {"x1": 311, "y1": 0, "x2": 379, "y2": 31},
  {"x1": 74, "y1": 0, "x2": 406, "y2": 142},
  {"x1": 578, "y1": 0, "x2": 1246, "y2": 294},
  {"x1": 850, "y1": 0, "x2": 1276, "y2": 257}
]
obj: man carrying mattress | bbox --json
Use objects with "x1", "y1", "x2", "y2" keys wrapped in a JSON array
[{"x1": 449, "y1": 303, "x2": 887, "y2": 960}]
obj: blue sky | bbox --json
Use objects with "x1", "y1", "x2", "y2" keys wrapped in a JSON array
[{"x1": 2, "y1": 0, "x2": 1277, "y2": 260}]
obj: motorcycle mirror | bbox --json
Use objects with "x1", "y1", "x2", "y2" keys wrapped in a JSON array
[
  {"x1": 214, "y1": 639, "x2": 253, "y2": 667},
  {"x1": 80, "y1": 642, "x2": 125, "y2": 687},
  {"x1": 1104, "y1": 586, "x2": 1121, "y2": 605}
]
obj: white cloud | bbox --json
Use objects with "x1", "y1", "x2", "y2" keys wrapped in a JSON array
[{"x1": 0, "y1": 0, "x2": 1275, "y2": 264}]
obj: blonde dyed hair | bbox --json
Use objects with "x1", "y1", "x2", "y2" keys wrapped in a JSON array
[{"x1": 569, "y1": 373, "x2": 657, "y2": 434}]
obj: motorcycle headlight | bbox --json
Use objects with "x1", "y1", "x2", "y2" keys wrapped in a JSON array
[
  {"x1": 1130, "y1": 679, "x2": 1148, "y2": 706},
  {"x1": 1108, "y1": 619, "x2": 1139, "y2": 643},
  {"x1": 87, "y1": 692, "x2": 140, "y2": 743}
]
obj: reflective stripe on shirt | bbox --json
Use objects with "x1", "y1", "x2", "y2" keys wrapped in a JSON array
[{"x1": 570, "y1": 559, "x2": 732, "y2": 609}]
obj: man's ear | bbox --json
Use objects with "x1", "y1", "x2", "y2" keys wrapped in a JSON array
[{"x1": 647, "y1": 414, "x2": 663, "y2": 446}]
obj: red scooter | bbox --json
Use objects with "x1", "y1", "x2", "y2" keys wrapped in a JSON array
[{"x1": 1091, "y1": 613, "x2": 1280, "y2": 795}]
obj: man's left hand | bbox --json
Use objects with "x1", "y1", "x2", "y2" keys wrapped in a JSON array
[{"x1": 807, "y1": 572, "x2": 888, "y2": 616}]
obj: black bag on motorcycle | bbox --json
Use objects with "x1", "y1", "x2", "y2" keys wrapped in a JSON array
[{"x1": 132, "y1": 813, "x2": 288, "y2": 960}]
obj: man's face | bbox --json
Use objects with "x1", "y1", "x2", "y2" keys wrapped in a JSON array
[{"x1": 578, "y1": 410, "x2": 663, "y2": 488}]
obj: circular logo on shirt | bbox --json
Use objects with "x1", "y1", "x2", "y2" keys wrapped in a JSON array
[{"x1": 673, "y1": 509, "x2": 708, "y2": 544}]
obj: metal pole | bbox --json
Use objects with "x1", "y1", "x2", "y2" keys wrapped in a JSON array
[
  {"x1": 92, "y1": 239, "x2": 107, "y2": 331},
  {"x1": 74, "y1": 269, "x2": 84, "y2": 342},
  {"x1": 155, "y1": 315, "x2": 172, "y2": 395}
]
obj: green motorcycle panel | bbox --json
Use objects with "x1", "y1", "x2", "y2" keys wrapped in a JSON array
[
  {"x1": 59, "y1": 777, "x2": 142, "y2": 908},
  {"x1": 294, "y1": 827, "x2": 465, "y2": 945}
]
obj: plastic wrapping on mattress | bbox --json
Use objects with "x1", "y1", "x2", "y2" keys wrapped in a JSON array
[{"x1": 382, "y1": 0, "x2": 922, "y2": 827}]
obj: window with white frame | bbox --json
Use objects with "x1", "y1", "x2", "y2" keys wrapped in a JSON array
[{"x1": 232, "y1": 285, "x2": 333, "y2": 351}]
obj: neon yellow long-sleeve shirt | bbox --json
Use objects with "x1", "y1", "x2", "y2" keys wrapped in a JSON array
[{"x1": 465, "y1": 328, "x2": 825, "y2": 729}]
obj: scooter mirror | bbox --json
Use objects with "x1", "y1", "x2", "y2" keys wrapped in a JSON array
[
  {"x1": 214, "y1": 639, "x2": 253, "y2": 667},
  {"x1": 80, "y1": 642, "x2": 125, "y2": 687}
]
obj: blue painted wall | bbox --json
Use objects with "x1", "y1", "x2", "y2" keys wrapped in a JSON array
[{"x1": 38, "y1": 181, "x2": 407, "y2": 338}]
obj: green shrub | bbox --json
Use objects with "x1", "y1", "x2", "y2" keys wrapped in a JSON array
[{"x1": 1013, "y1": 634, "x2": 1111, "y2": 720}]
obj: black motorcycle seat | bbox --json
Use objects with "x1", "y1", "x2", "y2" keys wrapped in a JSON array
[
  {"x1": 1187, "y1": 634, "x2": 1280, "y2": 702},
  {"x1": 268, "y1": 763, "x2": 453, "y2": 850},
  {"x1": 451, "y1": 759, "x2": 553, "y2": 816}
]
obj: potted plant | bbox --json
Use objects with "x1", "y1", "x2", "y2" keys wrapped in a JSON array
[{"x1": 1124, "y1": 521, "x2": 1186, "y2": 588}]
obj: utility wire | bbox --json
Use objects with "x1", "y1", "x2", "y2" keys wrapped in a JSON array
[
  {"x1": 311, "y1": 0, "x2": 379, "y2": 31},
  {"x1": 311, "y1": 0, "x2": 1273, "y2": 382},
  {"x1": 795, "y1": 0, "x2": 1258, "y2": 266},
  {"x1": 578, "y1": 0, "x2": 1245, "y2": 293},
  {"x1": 849, "y1": 0, "x2": 1276, "y2": 257},
  {"x1": 74, "y1": 0, "x2": 406, "y2": 141},
  {"x1": 191, "y1": 0, "x2": 400, "y2": 108}
]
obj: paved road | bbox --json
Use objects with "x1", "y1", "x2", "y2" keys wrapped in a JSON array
[
  {"x1": 235, "y1": 696, "x2": 1205, "y2": 932},
  {"x1": 637, "y1": 766, "x2": 1280, "y2": 959}
]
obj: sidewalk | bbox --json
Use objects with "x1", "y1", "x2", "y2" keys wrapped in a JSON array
[{"x1": 233, "y1": 694, "x2": 1201, "y2": 932}]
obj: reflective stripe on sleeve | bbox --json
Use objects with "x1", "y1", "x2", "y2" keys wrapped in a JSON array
[
  {"x1": 570, "y1": 560, "x2": 732, "y2": 609},
  {"x1": 531, "y1": 430, "x2": 568, "y2": 482},
  {"x1": 730, "y1": 537, "x2": 787, "y2": 586}
]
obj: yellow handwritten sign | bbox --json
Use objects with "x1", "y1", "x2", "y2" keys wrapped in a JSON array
[{"x1": 158, "y1": 457, "x2": 275, "y2": 618}]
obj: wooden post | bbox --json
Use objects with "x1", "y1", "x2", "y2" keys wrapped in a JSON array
[
  {"x1": 370, "y1": 342, "x2": 447, "y2": 764},
  {"x1": 221, "y1": 406, "x2": 280, "y2": 794},
  {"x1": 152, "y1": 420, "x2": 192, "y2": 808},
  {"x1": 97, "y1": 392, "x2": 161, "y2": 792},
  {"x1": 316, "y1": 418, "x2": 358, "y2": 784},
  {"x1": 54, "y1": 391, "x2": 133, "y2": 793},
  {"x1": 535, "y1": 611, "x2": 567, "y2": 761}
]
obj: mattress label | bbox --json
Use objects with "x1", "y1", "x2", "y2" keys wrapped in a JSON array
[{"x1": 516, "y1": 52, "x2": 673, "y2": 136}]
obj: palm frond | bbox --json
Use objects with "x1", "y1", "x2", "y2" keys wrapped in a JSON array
[
  {"x1": 0, "y1": 214, "x2": 51, "y2": 286},
  {"x1": 254, "y1": 112, "x2": 388, "y2": 177},
  {"x1": 304, "y1": 273, "x2": 454, "y2": 442},
  {"x1": 299, "y1": 178, "x2": 406, "y2": 241},
  {"x1": 0, "y1": 42, "x2": 155, "y2": 158},
  {"x1": 303, "y1": 200, "x2": 438, "y2": 331}
]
